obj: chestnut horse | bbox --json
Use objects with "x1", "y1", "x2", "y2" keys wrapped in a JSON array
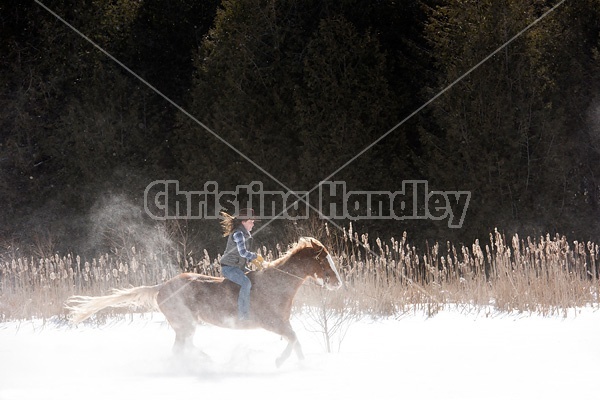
[{"x1": 66, "y1": 237, "x2": 342, "y2": 367}]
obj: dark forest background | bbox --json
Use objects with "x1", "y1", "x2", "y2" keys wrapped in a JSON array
[{"x1": 1, "y1": 0, "x2": 600, "y2": 258}]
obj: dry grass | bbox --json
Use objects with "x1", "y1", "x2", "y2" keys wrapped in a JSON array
[
  {"x1": 0, "y1": 247, "x2": 217, "y2": 321},
  {"x1": 0, "y1": 226, "x2": 598, "y2": 322},
  {"x1": 296, "y1": 225, "x2": 599, "y2": 318}
]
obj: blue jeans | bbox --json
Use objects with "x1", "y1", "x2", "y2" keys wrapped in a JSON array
[{"x1": 221, "y1": 266, "x2": 252, "y2": 319}]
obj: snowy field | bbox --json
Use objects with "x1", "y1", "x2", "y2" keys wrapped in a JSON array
[{"x1": 1, "y1": 308, "x2": 599, "y2": 400}]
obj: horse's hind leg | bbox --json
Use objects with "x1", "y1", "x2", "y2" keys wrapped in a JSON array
[
  {"x1": 167, "y1": 318, "x2": 196, "y2": 354},
  {"x1": 161, "y1": 306, "x2": 197, "y2": 354},
  {"x1": 273, "y1": 322, "x2": 304, "y2": 368}
]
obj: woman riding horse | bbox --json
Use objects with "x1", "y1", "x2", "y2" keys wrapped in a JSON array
[
  {"x1": 219, "y1": 208, "x2": 264, "y2": 321},
  {"x1": 66, "y1": 237, "x2": 342, "y2": 367}
]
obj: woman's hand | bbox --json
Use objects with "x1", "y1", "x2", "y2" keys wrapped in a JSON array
[{"x1": 251, "y1": 255, "x2": 265, "y2": 270}]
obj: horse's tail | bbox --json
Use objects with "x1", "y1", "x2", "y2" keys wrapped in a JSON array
[{"x1": 66, "y1": 284, "x2": 162, "y2": 323}]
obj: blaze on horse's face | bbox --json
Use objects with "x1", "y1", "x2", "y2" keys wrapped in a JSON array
[{"x1": 313, "y1": 249, "x2": 343, "y2": 290}]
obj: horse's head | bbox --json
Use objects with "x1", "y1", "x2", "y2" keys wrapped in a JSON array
[
  {"x1": 270, "y1": 237, "x2": 343, "y2": 289},
  {"x1": 304, "y1": 238, "x2": 343, "y2": 290}
]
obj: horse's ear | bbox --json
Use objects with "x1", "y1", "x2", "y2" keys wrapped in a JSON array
[
  {"x1": 305, "y1": 237, "x2": 318, "y2": 248},
  {"x1": 311, "y1": 238, "x2": 325, "y2": 252}
]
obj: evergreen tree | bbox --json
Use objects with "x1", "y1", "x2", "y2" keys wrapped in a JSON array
[
  {"x1": 174, "y1": 0, "x2": 326, "y2": 191},
  {"x1": 0, "y1": 1, "x2": 174, "y2": 249},
  {"x1": 295, "y1": 16, "x2": 399, "y2": 190},
  {"x1": 535, "y1": 0, "x2": 600, "y2": 237},
  {"x1": 422, "y1": 0, "x2": 600, "y2": 240}
]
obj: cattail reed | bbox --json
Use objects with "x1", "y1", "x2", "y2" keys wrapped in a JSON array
[{"x1": 0, "y1": 226, "x2": 598, "y2": 321}]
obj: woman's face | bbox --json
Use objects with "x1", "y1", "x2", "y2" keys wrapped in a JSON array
[{"x1": 241, "y1": 219, "x2": 255, "y2": 232}]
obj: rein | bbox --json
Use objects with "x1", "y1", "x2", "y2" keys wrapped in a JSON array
[
  {"x1": 266, "y1": 248, "x2": 329, "y2": 286},
  {"x1": 272, "y1": 266, "x2": 307, "y2": 282}
]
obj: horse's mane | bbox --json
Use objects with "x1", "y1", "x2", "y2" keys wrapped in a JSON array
[{"x1": 266, "y1": 237, "x2": 325, "y2": 268}]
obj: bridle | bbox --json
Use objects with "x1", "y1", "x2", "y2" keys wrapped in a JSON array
[
  {"x1": 314, "y1": 249, "x2": 332, "y2": 284},
  {"x1": 272, "y1": 246, "x2": 339, "y2": 286}
]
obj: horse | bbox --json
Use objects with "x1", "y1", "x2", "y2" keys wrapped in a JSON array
[{"x1": 66, "y1": 237, "x2": 342, "y2": 367}]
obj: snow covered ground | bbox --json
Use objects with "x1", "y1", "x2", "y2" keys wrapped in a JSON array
[{"x1": 1, "y1": 308, "x2": 599, "y2": 400}]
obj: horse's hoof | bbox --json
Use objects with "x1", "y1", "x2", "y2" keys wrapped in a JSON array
[
  {"x1": 275, "y1": 357, "x2": 284, "y2": 368},
  {"x1": 192, "y1": 349, "x2": 212, "y2": 362}
]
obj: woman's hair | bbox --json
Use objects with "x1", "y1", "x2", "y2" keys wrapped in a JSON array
[{"x1": 220, "y1": 211, "x2": 242, "y2": 237}]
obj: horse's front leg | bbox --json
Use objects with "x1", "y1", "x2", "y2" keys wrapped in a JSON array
[
  {"x1": 294, "y1": 339, "x2": 305, "y2": 361},
  {"x1": 274, "y1": 322, "x2": 303, "y2": 368},
  {"x1": 276, "y1": 337, "x2": 296, "y2": 368}
]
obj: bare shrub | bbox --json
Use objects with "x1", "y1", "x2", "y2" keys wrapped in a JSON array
[{"x1": 296, "y1": 284, "x2": 359, "y2": 353}]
